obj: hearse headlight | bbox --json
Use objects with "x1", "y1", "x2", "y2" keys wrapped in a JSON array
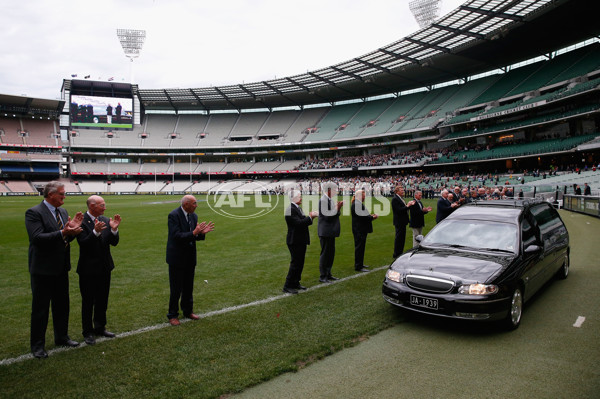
[
  {"x1": 386, "y1": 270, "x2": 403, "y2": 283},
  {"x1": 458, "y1": 284, "x2": 498, "y2": 295}
]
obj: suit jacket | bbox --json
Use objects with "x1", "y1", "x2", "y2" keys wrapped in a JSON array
[
  {"x1": 392, "y1": 194, "x2": 410, "y2": 227},
  {"x1": 436, "y1": 197, "x2": 454, "y2": 224},
  {"x1": 408, "y1": 199, "x2": 428, "y2": 228},
  {"x1": 76, "y1": 213, "x2": 119, "y2": 275},
  {"x1": 25, "y1": 201, "x2": 75, "y2": 276},
  {"x1": 351, "y1": 200, "x2": 373, "y2": 235},
  {"x1": 318, "y1": 194, "x2": 341, "y2": 238},
  {"x1": 166, "y1": 207, "x2": 205, "y2": 268},
  {"x1": 285, "y1": 204, "x2": 313, "y2": 246}
]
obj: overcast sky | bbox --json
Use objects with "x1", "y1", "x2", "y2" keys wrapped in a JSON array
[{"x1": 0, "y1": 0, "x2": 465, "y2": 100}]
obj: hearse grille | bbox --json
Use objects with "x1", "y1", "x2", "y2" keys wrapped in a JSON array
[{"x1": 405, "y1": 275, "x2": 454, "y2": 293}]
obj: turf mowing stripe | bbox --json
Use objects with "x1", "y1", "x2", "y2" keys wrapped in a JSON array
[
  {"x1": 573, "y1": 316, "x2": 586, "y2": 328},
  {"x1": 0, "y1": 265, "x2": 388, "y2": 366}
]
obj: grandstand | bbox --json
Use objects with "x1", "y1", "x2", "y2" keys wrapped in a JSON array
[{"x1": 1, "y1": 0, "x2": 600, "y2": 197}]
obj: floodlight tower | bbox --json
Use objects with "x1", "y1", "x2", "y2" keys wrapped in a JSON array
[
  {"x1": 117, "y1": 29, "x2": 146, "y2": 83},
  {"x1": 409, "y1": 0, "x2": 441, "y2": 29}
]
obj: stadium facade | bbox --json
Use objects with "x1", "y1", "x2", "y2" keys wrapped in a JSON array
[{"x1": 1, "y1": 0, "x2": 599, "y2": 195}]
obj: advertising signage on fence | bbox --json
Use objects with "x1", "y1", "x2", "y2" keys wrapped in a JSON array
[{"x1": 563, "y1": 195, "x2": 600, "y2": 218}]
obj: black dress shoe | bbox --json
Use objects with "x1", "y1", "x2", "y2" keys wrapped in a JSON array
[
  {"x1": 296, "y1": 285, "x2": 308, "y2": 290},
  {"x1": 84, "y1": 335, "x2": 96, "y2": 345},
  {"x1": 95, "y1": 330, "x2": 116, "y2": 338},
  {"x1": 327, "y1": 276, "x2": 340, "y2": 281},
  {"x1": 32, "y1": 348, "x2": 48, "y2": 358},
  {"x1": 282, "y1": 287, "x2": 298, "y2": 294},
  {"x1": 56, "y1": 339, "x2": 79, "y2": 347},
  {"x1": 355, "y1": 267, "x2": 369, "y2": 272},
  {"x1": 319, "y1": 278, "x2": 330, "y2": 283}
]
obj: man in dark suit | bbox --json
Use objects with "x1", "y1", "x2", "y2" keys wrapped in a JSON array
[
  {"x1": 166, "y1": 195, "x2": 214, "y2": 326},
  {"x1": 25, "y1": 181, "x2": 84, "y2": 358},
  {"x1": 392, "y1": 186, "x2": 415, "y2": 258},
  {"x1": 76, "y1": 195, "x2": 121, "y2": 345},
  {"x1": 351, "y1": 189, "x2": 378, "y2": 272},
  {"x1": 436, "y1": 189, "x2": 459, "y2": 224},
  {"x1": 318, "y1": 183, "x2": 343, "y2": 283},
  {"x1": 115, "y1": 103, "x2": 122, "y2": 123},
  {"x1": 283, "y1": 190, "x2": 318, "y2": 294},
  {"x1": 408, "y1": 190, "x2": 432, "y2": 248}
]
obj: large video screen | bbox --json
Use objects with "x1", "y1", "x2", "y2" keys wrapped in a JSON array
[{"x1": 70, "y1": 95, "x2": 133, "y2": 129}]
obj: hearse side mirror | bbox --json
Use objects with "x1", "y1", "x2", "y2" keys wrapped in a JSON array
[
  {"x1": 415, "y1": 235, "x2": 424, "y2": 243},
  {"x1": 524, "y1": 244, "x2": 541, "y2": 254}
]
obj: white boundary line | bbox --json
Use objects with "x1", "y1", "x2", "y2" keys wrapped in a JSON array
[{"x1": 0, "y1": 266, "x2": 388, "y2": 366}]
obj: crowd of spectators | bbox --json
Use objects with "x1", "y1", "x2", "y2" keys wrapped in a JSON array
[
  {"x1": 288, "y1": 172, "x2": 527, "y2": 201},
  {"x1": 297, "y1": 151, "x2": 437, "y2": 170}
]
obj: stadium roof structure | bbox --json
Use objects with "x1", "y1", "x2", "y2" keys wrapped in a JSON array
[
  {"x1": 0, "y1": 93, "x2": 64, "y2": 118},
  {"x1": 137, "y1": 0, "x2": 600, "y2": 113}
]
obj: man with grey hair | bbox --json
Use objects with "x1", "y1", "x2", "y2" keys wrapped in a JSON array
[
  {"x1": 436, "y1": 189, "x2": 459, "y2": 224},
  {"x1": 25, "y1": 181, "x2": 84, "y2": 358},
  {"x1": 166, "y1": 195, "x2": 214, "y2": 326},
  {"x1": 283, "y1": 190, "x2": 318, "y2": 294}
]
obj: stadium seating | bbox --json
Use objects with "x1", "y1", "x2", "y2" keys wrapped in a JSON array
[
  {"x1": 0, "y1": 117, "x2": 25, "y2": 145},
  {"x1": 546, "y1": 43, "x2": 600, "y2": 85},
  {"x1": 307, "y1": 102, "x2": 363, "y2": 142},
  {"x1": 282, "y1": 108, "x2": 327, "y2": 143},
  {"x1": 431, "y1": 133, "x2": 599, "y2": 164},
  {"x1": 20, "y1": 119, "x2": 59, "y2": 146},
  {"x1": 176, "y1": 115, "x2": 210, "y2": 147},
  {"x1": 442, "y1": 104, "x2": 600, "y2": 141},
  {"x1": 78, "y1": 181, "x2": 111, "y2": 192},
  {"x1": 359, "y1": 92, "x2": 428, "y2": 136},
  {"x1": 246, "y1": 161, "x2": 282, "y2": 172},
  {"x1": 229, "y1": 112, "x2": 269, "y2": 140},
  {"x1": 5, "y1": 180, "x2": 36, "y2": 192},
  {"x1": 470, "y1": 62, "x2": 544, "y2": 106},
  {"x1": 330, "y1": 98, "x2": 395, "y2": 139},
  {"x1": 203, "y1": 113, "x2": 239, "y2": 145}
]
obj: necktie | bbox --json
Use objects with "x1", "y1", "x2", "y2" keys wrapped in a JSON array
[
  {"x1": 55, "y1": 209, "x2": 63, "y2": 229},
  {"x1": 55, "y1": 209, "x2": 68, "y2": 247},
  {"x1": 187, "y1": 214, "x2": 194, "y2": 231}
]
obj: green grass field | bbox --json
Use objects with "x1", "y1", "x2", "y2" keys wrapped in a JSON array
[{"x1": 0, "y1": 193, "x2": 421, "y2": 398}]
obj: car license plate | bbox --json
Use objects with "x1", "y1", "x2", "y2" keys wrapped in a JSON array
[{"x1": 410, "y1": 295, "x2": 438, "y2": 310}]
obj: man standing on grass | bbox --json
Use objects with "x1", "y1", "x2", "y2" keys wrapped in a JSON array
[
  {"x1": 283, "y1": 190, "x2": 318, "y2": 294},
  {"x1": 391, "y1": 185, "x2": 414, "y2": 258},
  {"x1": 436, "y1": 189, "x2": 459, "y2": 224},
  {"x1": 25, "y1": 181, "x2": 84, "y2": 358},
  {"x1": 76, "y1": 195, "x2": 121, "y2": 345},
  {"x1": 318, "y1": 182, "x2": 343, "y2": 283},
  {"x1": 166, "y1": 195, "x2": 214, "y2": 326},
  {"x1": 408, "y1": 190, "x2": 432, "y2": 248},
  {"x1": 351, "y1": 189, "x2": 378, "y2": 272}
]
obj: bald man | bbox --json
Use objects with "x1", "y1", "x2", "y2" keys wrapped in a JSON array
[
  {"x1": 166, "y1": 195, "x2": 214, "y2": 326},
  {"x1": 76, "y1": 195, "x2": 121, "y2": 345}
]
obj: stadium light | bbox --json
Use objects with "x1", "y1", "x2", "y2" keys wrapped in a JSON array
[
  {"x1": 117, "y1": 29, "x2": 146, "y2": 83},
  {"x1": 409, "y1": 0, "x2": 441, "y2": 29}
]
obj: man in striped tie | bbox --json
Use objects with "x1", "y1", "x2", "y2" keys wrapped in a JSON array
[{"x1": 25, "y1": 181, "x2": 84, "y2": 358}]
